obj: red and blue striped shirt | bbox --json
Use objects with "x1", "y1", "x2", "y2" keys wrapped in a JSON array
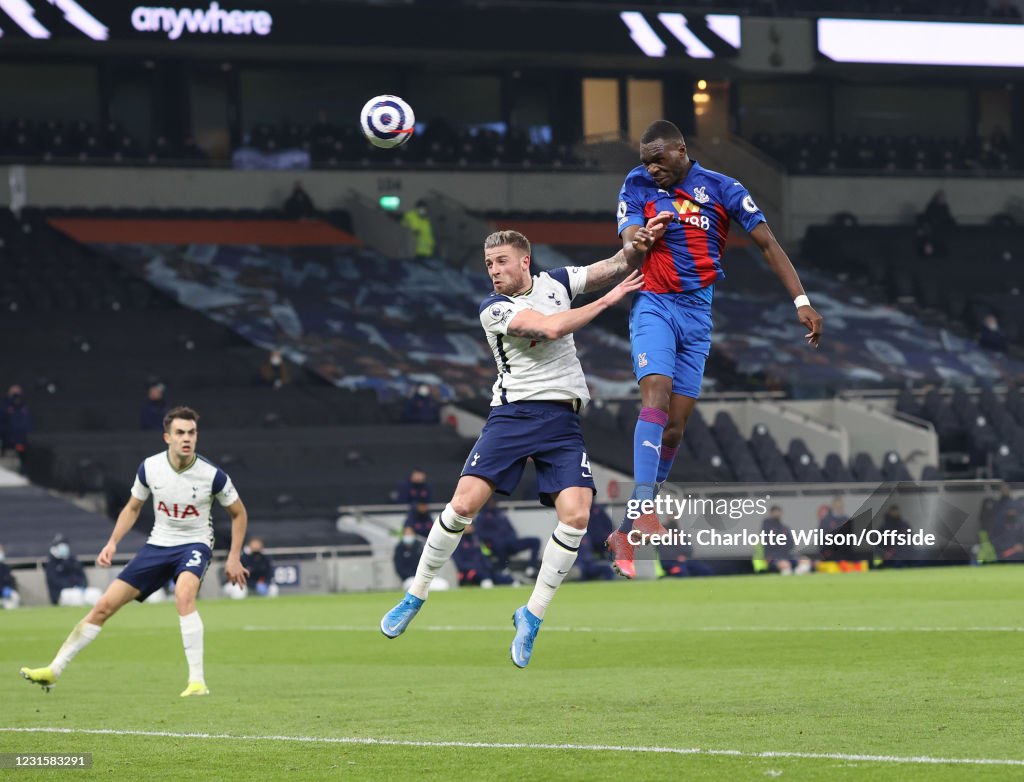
[{"x1": 616, "y1": 160, "x2": 766, "y2": 295}]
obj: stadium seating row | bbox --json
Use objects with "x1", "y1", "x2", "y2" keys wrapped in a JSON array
[
  {"x1": 752, "y1": 132, "x2": 1020, "y2": 174},
  {"x1": 0, "y1": 116, "x2": 589, "y2": 171},
  {"x1": 898, "y1": 388, "x2": 1024, "y2": 480},
  {"x1": 800, "y1": 223, "x2": 1024, "y2": 344},
  {"x1": 24, "y1": 425, "x2": 471, "y2": 520},
  {"x1": 582, "y1": 403, "x2": 914, "y2": 483},
  {"x1": 0, "y1": 118, "x2": 205, "y2": 165}
]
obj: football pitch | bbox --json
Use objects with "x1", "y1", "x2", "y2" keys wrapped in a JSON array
[{"x1": 2, "y1": 567, "x2": 1021, "y2": 780}]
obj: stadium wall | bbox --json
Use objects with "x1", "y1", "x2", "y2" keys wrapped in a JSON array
[
  {"x1": 6, "y1": 167, "x2": 1022, "y2": 244},
  {"x1": 1, "y1": 165, "x2": 626, "y2": 218}
]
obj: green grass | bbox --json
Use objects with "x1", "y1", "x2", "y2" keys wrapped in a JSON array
[{"x1": 2, "y1": 568, "x2": 1022, "y2": 780}]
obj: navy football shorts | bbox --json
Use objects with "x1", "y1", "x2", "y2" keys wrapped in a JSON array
[
  {"x1": 461, "y1": 401, "x2": 596, "y2": 507},
  {"x1": 117, "y1": 542, "x2": 212, "y2": 601}
]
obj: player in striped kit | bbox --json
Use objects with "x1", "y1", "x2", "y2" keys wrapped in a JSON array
[
  {"x1": 381, "y1": 216, "x2": 668, "y2": 667},
  {"x1": 607, "y1": 120, "x2": 824, "y2": 577},
  {"x1": 20, "y1": 407, "x2": 249, "y2": 696}
]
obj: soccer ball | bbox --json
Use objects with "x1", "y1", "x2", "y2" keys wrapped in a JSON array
[{"x1": 360, "y1": 95, "x2": 415, "y2": 149}]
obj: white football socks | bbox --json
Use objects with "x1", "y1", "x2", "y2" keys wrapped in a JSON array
[
  {"x1": 50, "y1": 620, "x2": 102, "y2": 676},
  {"x1": 408, "y1": 503, "x2": 471, "y2": 600},
  {"x1": 527, "y1": 522, "x2": 585, "y2": 619},
  {"x1": 179, "y1": 611, "x2": 205, "y2": 683}
]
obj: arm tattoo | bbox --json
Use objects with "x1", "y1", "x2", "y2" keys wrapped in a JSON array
[
  {"x1": 507, "y1": 324, "x2": 550, "y2": 341},
  {"x1": 582, "y1": 250, "x2": 629, "y2": 293}
]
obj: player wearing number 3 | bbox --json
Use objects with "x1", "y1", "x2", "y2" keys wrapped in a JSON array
[
  {"x1": 21, "y1": 406, "x2": 249, "y2": 696},
  {"x1": 380, "y1": 215, "x2": 670, "y2": 667}
]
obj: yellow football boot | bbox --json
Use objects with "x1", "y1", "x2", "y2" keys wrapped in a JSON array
[
  {"x1": 179, "y1": 681, "x2": 209, "y2": 697},
  {"x1": 20, "y1": 666, "x2": 57, "y2": 692}
]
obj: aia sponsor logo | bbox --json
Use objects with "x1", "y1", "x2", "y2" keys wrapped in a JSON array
[{"x1": 157, "y1": 501, "x2": 200, "y2": 518}]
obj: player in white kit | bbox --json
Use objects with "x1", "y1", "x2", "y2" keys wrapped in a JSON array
[
  {"x1": 20, "y1": 407, "x2": 249, "y2": 696},
  {"x1": 381, "y1": 214, "x2": 669, "y2": 667}
]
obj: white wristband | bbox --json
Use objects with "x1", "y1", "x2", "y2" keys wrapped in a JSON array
[{"x1": 794, "y1": 294, "x2": 810, "y2": 309}]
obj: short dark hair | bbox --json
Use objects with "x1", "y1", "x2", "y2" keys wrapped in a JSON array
[
  {"x1": 484, "y1": 229, "x2": 531, "y2": 258},
  {"x1": 163, "y1": 406, "x2": 199, "y2": 433},
  {"x1": 640, "y1": 120, "x2": 684, "y2": 146}
]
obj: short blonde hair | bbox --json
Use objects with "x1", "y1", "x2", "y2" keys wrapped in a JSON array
[{"x1": 484, "y1": 230, "x2": 531, "y2": 257}]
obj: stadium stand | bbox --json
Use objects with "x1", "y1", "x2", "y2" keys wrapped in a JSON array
[
  {"x1": 0, "y1": 118, "x2": 205, "y2": 167},
  {"x1": 0, "y1": 484, "x2": 117, "y2": 558},
  {"x1": 752, "y1": 132, "x2": 1021, "y2": 175},
  {"x1": 801, "y1": 222, "x2": 1024, "y2": 346},
  {"x1": 17, "y1": 202, "x2": 1009, "y2": 485},
  {"x1": 897, "y1": 387, "x2": 1024, "y2": 479},
  {"x1": 0, "y1": 210, "x2": 480, "y2": 552},
  {"x1": 0, "y1": 116, "x2": 588, "y2": 171}
]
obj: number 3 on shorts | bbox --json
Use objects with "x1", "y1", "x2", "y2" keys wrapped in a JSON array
[{"x1": 185, "y1": 550, "x2": 203, "y2": 568}]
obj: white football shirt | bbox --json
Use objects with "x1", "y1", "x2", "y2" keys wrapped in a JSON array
[
  {"x1": 478, "y1": 266, "x2": 591, "y2": 407},
  {"x1": 130, "y1": 452, "x2": 239, "y2": 548}
]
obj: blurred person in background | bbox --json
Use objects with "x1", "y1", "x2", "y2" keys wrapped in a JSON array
[
  {"x1": 659, "y1": 523, "x2": 712, "y2": 578},
  {"x1": 401, "y1": 199, "x2": 436, "y2": 259},
  {"x1": 283, "y1": 180, "x2": 315, "y2": 219},
  {"x1": 452, "y1": 522, "x2": 515, "y2": 588},
  {"x1": 575, "y1": 534, "x2": 615, "y2": 581},
  {"x1": 991, "y1": 504, "x2": 1024, "y2": 562},
  {"x1": 876, "y1": 504, "x2": 914, "y2": 568},
  {"x1": 978, "y1": 314, "x2": 1009, "y2": 353},
  {"x1": 762, "y1": 506, "x2": 812, "y2": 575},
  {"x1": 393, "y1": 526, "x2": 424, "y2": 590},
  {"x1": 258, "y1": 349, "x2": 290, "y2": 389},
  {"x1": 586, "y1": 503, "x2": 614, "y2": 555},
  {"x1": 44, "y1": 534, "x2": 100, "y2": 606},
  {"x1": 819, "y1": 496, "x2": 852, "y2": 562},
  {"x1": 404, "y1": 501, "x2": 434, "y2": 538},
  {"x1": 140, "y1": 383, "x2": 168, "y2": 431},
  {"x1": 475, "y1": 497, "x2": 540, "y2": 577},
  {"x1": 242, "y1": 537, "x2": 278, "y2": 597},
  {"x1": 401, "y1": 383, "x2": 440, "y2": 423},
  {"x1": 0, "y1": 384, "x2": 31, "y2": 466},
  {"x1": 396, "y1": 469, "x2": 432, "y2": 506},
  {"x1": 921, "y1": 189, "x2": 956, "y2": 230},
  {"x1": 0, "y1": 544, "x2": 20, "y2": 609}
]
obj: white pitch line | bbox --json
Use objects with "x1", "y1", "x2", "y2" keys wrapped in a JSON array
[
  {"x1": 242, "y1": 625, "x2": 1024, "y2": 633},
  {"x1": 0, "y1": 727, "x2": 1021, "y2": 767}
]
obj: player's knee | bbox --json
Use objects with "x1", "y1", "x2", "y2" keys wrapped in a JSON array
[
  {"x1": 559, "y1": 508, "x2": 589, "y2": 530},
  {"x1": 175, "y1": 594, "x2": 197, "y2": 614},
  {"x1": 640, "y1": 378, "x2": 672, "y2": 411},
  {"x1": 450, "y1": 494, "x2": 484, "y2": 519},
  {"x1": 662, "y1": 423, "x2": 685, "y2": 447},
  {"x1": 89, "y1": 599, "x2": 117, "y2": 623}
]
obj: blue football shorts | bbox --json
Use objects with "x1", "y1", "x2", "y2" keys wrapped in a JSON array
[
  {"x1": 629, "y1": 290, "x2": 713, "y2": 398},
  {"x1": 117, "y1": 542, "x2": 213, "y2": 601},
  {"x1": 461, "y1": 401, "x2": 596, "y2": 507}
]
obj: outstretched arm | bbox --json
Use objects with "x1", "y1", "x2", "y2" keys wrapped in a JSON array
[
  {"x1": 583, "y1": 211, "x2": 674, "y2": 293},
  {"x1": 507, "y1": 271, "x2": 645, "y2": 341},
  {"x1": 97, "y1": 496, "x2": 145, "y2": 567},
  {"x1": 749, "y1": 222, "x2": 823, "y2": 348}
]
